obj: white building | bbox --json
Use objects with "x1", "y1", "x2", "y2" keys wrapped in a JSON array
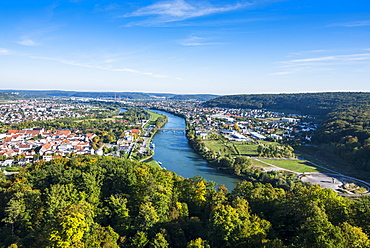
[{"x1": 249, "y1": 131, "x2": 266, "y2": 140}]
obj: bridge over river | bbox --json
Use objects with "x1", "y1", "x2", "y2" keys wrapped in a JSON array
[
  {"x1": 151, "y1": 109, "x2": 240, "y2": 191},
  {"x1": 158, "y1": 128, "x2": 188, "y2": 131}
]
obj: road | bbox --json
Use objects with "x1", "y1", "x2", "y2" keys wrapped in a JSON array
[{"x1": 253, "y1": 158, "x2": 370, "y2": 196}]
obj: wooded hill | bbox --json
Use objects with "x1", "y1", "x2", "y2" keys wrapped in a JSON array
[
  {"x1": 1, "y1": 156, "x2": 370, "y2": 247},
  {"x1": 0, "y1": 90, "x2": 219, "y2": 102},
  {"x1": 203, "y1": 92, "x2": 370, "y2": 116},
  {"x1": 203, "y1": 92, "x2": 370, "y2": 170},
  {"x1": 0, "y1": 93, "x2": 22, "y2": 101}
]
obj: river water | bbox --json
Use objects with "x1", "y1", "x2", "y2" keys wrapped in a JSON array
[
  {"x1": 151, "y1": 110, "x2": 240, "y2": 191},
  {"x1": 118, "y1": 108, "x2": 127, "y2": 113}
]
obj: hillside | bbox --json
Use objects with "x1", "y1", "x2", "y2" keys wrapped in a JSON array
[
  {"x1": 203, "y1": 92, "x2": 370, "y2": 116},
  {"x1": 0, "y1": 90, "x2": 219, "y2": 101},
  {"x1": 0, "y1": 92, "x2": 22, "y2": 101},
  {"x1": 1, "y1": 156, "x2": 370, "y2": 247},
  {"x1": 203, "y1": 92, "x2": 370, "y2": 171}
]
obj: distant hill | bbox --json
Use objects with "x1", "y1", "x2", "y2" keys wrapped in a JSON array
[
  {"x1": 0, "y1": 92, "x2": 23, "y2": 101},
  {"x1": 170, "y1": 94, "x2": 219, "y2": 101},
  {"x1": 204, "y1": 92, "x2": 370, "y2": 171},
  {"x1": 202, "y1": 92, "x2": 370, "y2": 116},
  {"x1": 0, "y1": 90, "x2": 219, "y2": 101}
]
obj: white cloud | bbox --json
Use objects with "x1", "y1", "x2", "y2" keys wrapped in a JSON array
[
  {"x1": 327, "y1": 20, "x2": 370, "y2": 28},
  {"x1": 0, "y1": 48, "x2": 11, "y2": 55},
  {"x1": 94, "y1": 3, "x2": 120, "y2": 12},
  {"x1": 287, "y1": 49, "x2": 330, "y2": 57},
  {"x1": 181, "y1": 42, "x2": 217, "y2": 46},
  {"x1": 28, "y1": 55, "x2": 170, "y2": 79},
  {"x1": 123, "y1": 0, "x2": 248, "y2": 26},
  {"x1": 273, "y1": 53, "x2": 370, "y2": 75},
  {"x1": 270, "y1": 71, "x2": 294, "y2": 75},
  {"x1": 288, "y1": 54, "x2": 370, "y2": 63},
  {"x1": 17, "y1": 39, "x2": 39, "y2": 47},
  {"x1": 179, "y1": 35, "x2": 221, "y2": 46},
  {"x1": 103, "y1": 58, "x2": 121, "y2": 63},
  {"x1": 0, "y1": 46, "x2": 169, "y2": 79}
]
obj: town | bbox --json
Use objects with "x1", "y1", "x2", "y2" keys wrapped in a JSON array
[
  {"x1": 0, "y1": 99, "x2": 93, "y2": 124},
  {"x1": 135, "y1": 99, "x2": 318, "y2": 149},
  {"x1": 0, "y1": 98, "x2": 317, "y2": 169}
]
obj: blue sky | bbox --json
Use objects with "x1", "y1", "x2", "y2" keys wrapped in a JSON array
[{"x1": 0, "y1": 0, "x2": 369, "y2": 94}]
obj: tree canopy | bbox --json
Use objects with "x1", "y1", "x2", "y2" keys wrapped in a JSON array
[{"x1": 0, "y1": 156, "x2": 370, "y2": 247}]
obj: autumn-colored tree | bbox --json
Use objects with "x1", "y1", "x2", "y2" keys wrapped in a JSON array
[
  {"x1": 46, "y1": 201, "x2": 92, "y2": 248},
  {"x1": 186, "y1": 237, "x2": 210, "y2": 248}
]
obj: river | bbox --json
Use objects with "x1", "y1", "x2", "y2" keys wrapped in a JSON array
[
  {"x1": 118, "y1": 107, "x2": 127, "y2": 113},
  {"x1": 151, "y1": 110, "x2": 240, "y2": 191}
]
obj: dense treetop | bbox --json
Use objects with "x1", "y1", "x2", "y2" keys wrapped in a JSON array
[
  {"x1": 0, "y1": 93, "x2": 22, "y2": 101},
  {"x1": 203, "y1": 92, "x2": 370, "y2": 171},
  {"x1": 203, "y1": 92, "x2": 370, "y2": 116},
  {"x1": 1, "y1": 156, "x2": 370, "y2": 247},
  {"x1": 0, "y1": 90, "x2": 219, "y2": 101}
]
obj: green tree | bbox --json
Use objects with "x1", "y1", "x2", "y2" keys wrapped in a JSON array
[
  {"x1": 209, "y1": 198, "x2": 271, "y2": 248},
  {"x1": 46, "y1": 201, "x2": 92, "y2": 248},
  {"x1": 292, "y1": 203, "x2": 344, "y2": 248},
  {"x1": 186, "y1": 237, "x2": 210, "y2": 248},
  {"x1": 134, "y1": 202, "x2": 159, "y2": 231},
  {"x1": 149, "y1": 232, "x2": 169, "y2": 248},
  {"x1": 107, "y1": 195, "x2": 130, "y2": 235},
  {"x1": 129, "y1": 231, "x2": 148, "y2": 248},
  {"x1": 340, "y1": 222, "x2": 370, "y2": 248}
]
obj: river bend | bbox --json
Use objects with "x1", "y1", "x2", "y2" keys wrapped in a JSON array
[{"x1": 151, "y1": 110, "x2": 239, "y2": 191}]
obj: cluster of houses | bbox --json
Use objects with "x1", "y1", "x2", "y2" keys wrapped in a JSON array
[
  {"x1": 0, "y1": 100, "x2": 92, "y2": 124},
  {"x1": 0, "y1": 97, "x2": 319, "y2": 167},
  {"x1": 0, "y1": 128, "x2": 97, "y2": 166},
  {"x1": 134, "y1": 100, "x2": 317, "y2": 143}
]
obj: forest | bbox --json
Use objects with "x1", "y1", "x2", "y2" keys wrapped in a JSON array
[
  {"x1": 0, "y1": 93, "x2": 22, "y2": 101},
  {"x1": 203, "y1": 92, "x2": 370, "y2": 116},
  {"x1": 203, "y1": 92, "x2": 370, "y2": 170},
  {"x1": 0, "y1": 90, "x2": 218, "y2": 102},
  {"x1": 1, "y1": 155, "x2": 370, "y2": 248}
]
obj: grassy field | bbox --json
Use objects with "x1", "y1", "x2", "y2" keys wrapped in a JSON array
[
  {"x1": 294, "y1": 145, "x2": 370, "y2": 182},
  {"x1": 204, "y1": 139, "x2": 282, "y2": 157},
  {"x1": 144, "y1": 159, "x2": 161, "y2": 168},
  {"x1": 144, "y1": 110, "x2": 165, "y2": 128},
  {"x1": 259, "y1": 140, "x2": 280, "y2": 146},
  {"x1": 259, "y1": 159, "x2": 331, "y2": 173},
  {"x1": 256, "y1": 117, "x2": 281, "y2": 122},
  {"x1": 203, "y1": 139, "x2": 242, "y2": 156},
  {"x1": 234, "y1": 142, "x2": 259, "y2": 156},
  {"x1": 203, "y1": 140, "x2": 229, "y2": 155},
  {"x1": 202, "y1": 137, "x2": 338, "y2": 174},
  {"x1": 250, "y1": 159, "x2": 270, "y2": 168},
  {"x1": 1, "y1": 166, "x2": 22, "y2": 172},
  {"x1": 74, "y1": 118, "x2": 117, "y2": 122}
]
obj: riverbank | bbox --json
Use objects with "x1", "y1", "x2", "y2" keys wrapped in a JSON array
[
  {"x1": 150, "y1": 109, "x2": 240, "y2": 190},
  {"x1": 129, "y1": 109, "x2": 168, "y2": 161},
  {"x1": 145, "y1": 109, "x2": 369, "y2": 195},
  {"x1": 149, "y1": 108, "x2": 305, "y2": 190}
]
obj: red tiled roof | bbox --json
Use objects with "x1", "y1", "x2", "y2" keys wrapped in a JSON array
[
  {"x1": 42, "y1": 143, "x2": 52, "y2": 150},
  {"x1": 25, "y1": 130, "x2": 41, "y2": 135},
  {"x1": 19, "y1": 144, "x2": 32, "y2": 149},
  {"x1": 56, "y1": 130, "x2": 71, "y2": 135},
  {"x1": 7, "y1": 130, "x2": 18, "y2": 134}
]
